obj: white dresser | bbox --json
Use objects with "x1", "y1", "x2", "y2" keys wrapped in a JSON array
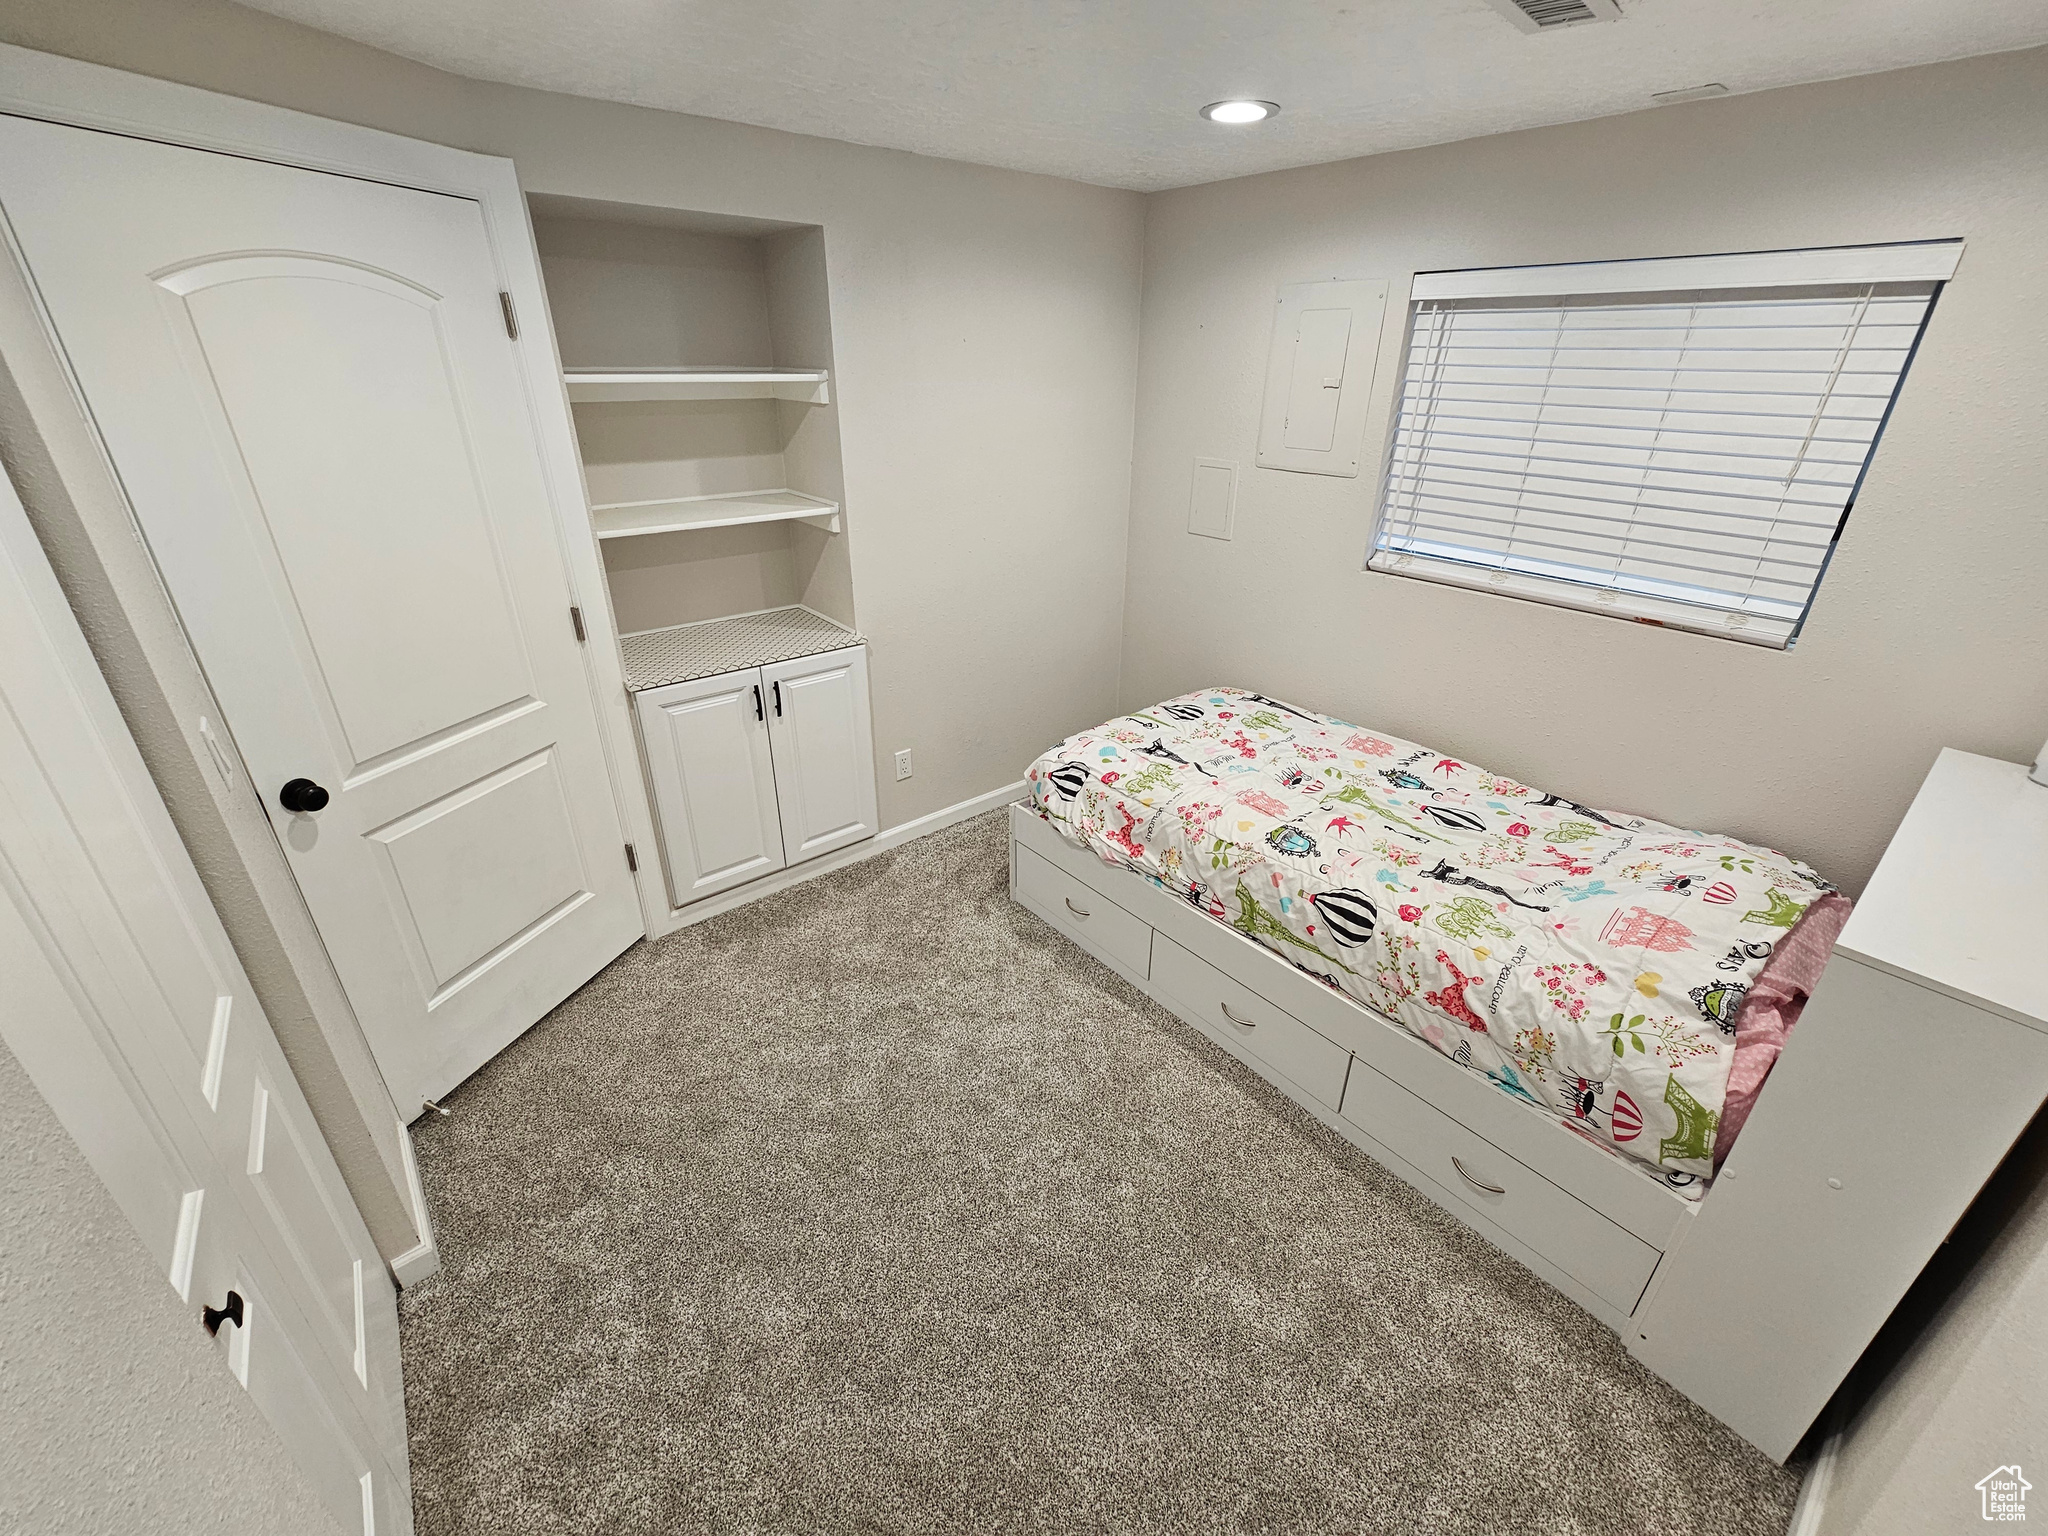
[{"x1": 1631, "y1": 748, "x2": 2048, "y2": 1458}]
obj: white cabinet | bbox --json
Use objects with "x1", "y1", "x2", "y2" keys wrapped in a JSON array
[
  {"x1": 1629, "y1": 748, "x2": 2048, "y2": 1460},
  {"x1": 634, "y1": 644, "x2": 876, "y2": 908}
]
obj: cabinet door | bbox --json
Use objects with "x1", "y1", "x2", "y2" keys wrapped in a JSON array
[
  {"x1": 635, "y1": 670, "x2": 786, "y2": 905},
  {"x1": 763, "y1": 647, "x2": 879, "y2": 866}
]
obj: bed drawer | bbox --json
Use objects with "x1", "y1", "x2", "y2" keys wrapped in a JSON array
[
  {"x1": 1014, "y1": 845, "x2": 1152, "y2": 981},
  {"x1": 1149, "y1": 934, "x2": 1351, "y2": 1110},
  {"x1": 1338, "y1": 1056, "x2": 1659, "y2": 1314}
]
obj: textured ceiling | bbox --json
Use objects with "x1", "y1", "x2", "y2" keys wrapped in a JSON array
[{"x1": 232, "y1": 0, "x2": 2048, "y2": 190}]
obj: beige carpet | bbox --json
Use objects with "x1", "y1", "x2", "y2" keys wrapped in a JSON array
[{"x1": 400, "y1": 810, "x2": 1801, "y2": 1536}]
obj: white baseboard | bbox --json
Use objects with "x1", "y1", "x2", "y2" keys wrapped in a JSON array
[
  {"x1": 650, "y1": 779, "x2": 1026, "y2": 936},
  {"x1": 389, "y1": 1236, "x2": 439, "y2": 1289},
  {"x1": 1787, "y1": 1402, "x2": 1848, "y2": 1536},
  {"x1": 387, "y1": 1112, "x2": 440, "y2": 1288}
]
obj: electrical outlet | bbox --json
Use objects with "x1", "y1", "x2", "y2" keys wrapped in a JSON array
[{"x1": 894, "y1": 749, "x2": 913, "y2": 781}]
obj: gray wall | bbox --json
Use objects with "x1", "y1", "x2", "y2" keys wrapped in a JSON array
[
  {"x1": 0, "y1": 1044, "x2": 344, "y2": 1536},
  {"x1": 1122, "y1": 46, "x2": 2048, "y2": 894},
  {"x1": 0, "y1": 0, "x2": 1146, "y2": 834}
]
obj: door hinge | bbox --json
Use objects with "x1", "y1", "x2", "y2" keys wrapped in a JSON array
[
  {"x1": 624, "y1": 842, "x2": 639, "y2": 873},
  {"x1": 569, "y1": 604, "x2": 586, "y2": 642},
  {"x1": 499, "y1": 291, "x2": 519, "y2": 339}
]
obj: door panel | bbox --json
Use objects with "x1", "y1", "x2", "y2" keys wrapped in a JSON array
[
  {"x1": 214, "y1": 1255, "x2": 391, "y2": 1535},
  {"x1": 364, "y1": 747, "x2": 589, "y2": 992},
  {"x1": 0, "y1": 871, "x2": 198, "y2": 1273},
  {"x1": 764, "y1": 647, "x2": 878, "y2": 865},
  {"x1": 0, "y1": 474, "x2": 410, "y2": 1529},
  {"x1": 186, "y1": 1202, "x2": 394, "y2": 1534},
  {"x1": 162, "y1": 255, "x2": 536, "y2": 769},
  {"x1": 247, "y1": 1076, "x2": 373, "y2": 1388},
  {"x1": 0, "y1": 115, "x2": 643, "y2": 1114},
  {"x1": 635, "y1": 671, "x2": 785, "y2": 904},
  {"x1": 1282, "y1": 307, "x2": 1352, "y2": 451}
]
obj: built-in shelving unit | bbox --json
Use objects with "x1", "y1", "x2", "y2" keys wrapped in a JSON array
[
  {"x1": 532, "y1": 197, "x2": 854, "y2": 636},
  {"x1": 591, "y1": 488, "x2": 840, "y2": 540},
  {"x1": 619, "y1": 604, "x2": 862, "y2": 692},
  {"x1": 564, "y1": 366, "x2": 830, "y2": 405},
  {"x1": 532, "y1": 196, "x2": 868, "y2": 926}
]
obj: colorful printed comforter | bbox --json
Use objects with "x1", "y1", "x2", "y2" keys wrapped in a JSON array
[{"x1": 1025, "y1": 687, "x2": 1837, "y2": 1194}]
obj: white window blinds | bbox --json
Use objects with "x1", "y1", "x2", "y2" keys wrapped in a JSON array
[{"x1": 1369, "y1": 241, "x2": 1960, "y2": 647}]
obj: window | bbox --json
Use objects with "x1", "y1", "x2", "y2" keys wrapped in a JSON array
[{"x1": 1368, "y1": 241, "x2": 1961, "y2": 647}]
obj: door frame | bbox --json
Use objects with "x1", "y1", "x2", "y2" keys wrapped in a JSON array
[{"x1": 0, "y1": 41, "x2": 668, "y2": 941}]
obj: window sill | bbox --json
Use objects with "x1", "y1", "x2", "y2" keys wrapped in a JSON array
[{"x1": 1365, "y1": 551, "x2": 1797, "y2": 649}]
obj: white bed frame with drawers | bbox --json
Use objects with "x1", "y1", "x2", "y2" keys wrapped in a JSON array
[{"x1": 1008, "y1": 748, "x2": 2048, "y2": 1462}]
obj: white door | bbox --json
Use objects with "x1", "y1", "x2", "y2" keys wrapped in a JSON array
[
  {"x1": 764, "y1": 647, "x2": 879, "y2": 866},
  {"x1": 0, "y1": 115, "x2": 643, "y2": 1115},
  {"x1": 0, "y1": 474, "x2": 409, "y2": 1534},
  {"x1": 635, "y1": 669, "x2": 786, "y2": 904}
]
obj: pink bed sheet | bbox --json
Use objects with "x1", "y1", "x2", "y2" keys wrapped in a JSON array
[{"x1": 1713, "y1": 893, "x2": 1854, "y2": 1167}]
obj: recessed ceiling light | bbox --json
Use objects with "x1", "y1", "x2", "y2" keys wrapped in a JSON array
[{"x1": 1200, "y1": 100, "x2": 1279, "y2": 125}]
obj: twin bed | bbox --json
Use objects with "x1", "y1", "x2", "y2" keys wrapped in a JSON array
[
  {"x1": 1013, "y1": 686, "x2": 2048, "y2": 1461},
  {"x1": 1026, "y1": 687, "x2": 1845, "y2": 1194}
]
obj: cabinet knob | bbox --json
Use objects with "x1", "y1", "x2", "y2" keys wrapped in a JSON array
[
  {"x1": 278, "y1": 778, "x2": 330, "y2": 814},
  {"x1": 202, "y1": 1289, "x2": 245, "y2": 1336}
]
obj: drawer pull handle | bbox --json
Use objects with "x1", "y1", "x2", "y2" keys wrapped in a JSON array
[
  {"x1": 1220, "y1": 1002, "x2": 1257, "y2": 1029},
  {"x1": 1064, "y1": 897, "x2": 1091, "y2": 918},
  {"x1": 1451, "y1": 1156, "x2": 1505, "y2": 1196}
]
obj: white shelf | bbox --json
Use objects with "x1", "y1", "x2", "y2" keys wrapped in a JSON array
[
  {"x1": 619, "y1": 605, "x2": 863, "y2": 692},
  {"x1": 564, "y1": 367, "x2": 830, "y2": 404},
  {"x1": 591, "y1": 488, "x2": 841, "y2": 540}
]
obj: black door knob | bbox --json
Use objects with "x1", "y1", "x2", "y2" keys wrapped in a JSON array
[
  {"x1": 278, "y1": 778, "x2": 330, "y2": 814},
  {"x1": 202, "y1": 1289, "x2": 245, "y2": 1336}
]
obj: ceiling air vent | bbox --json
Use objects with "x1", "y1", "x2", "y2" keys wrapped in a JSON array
[{"x1": 1481, "y1": 0, "x2": 1622, "y2": 33}]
